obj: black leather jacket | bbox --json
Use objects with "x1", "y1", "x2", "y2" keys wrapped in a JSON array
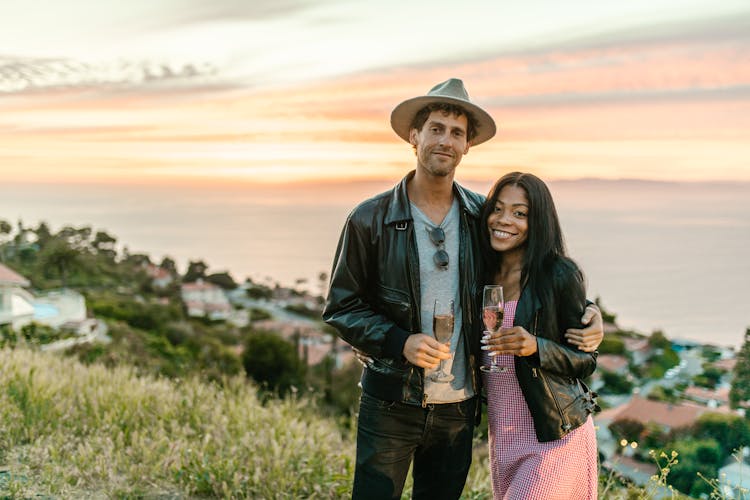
[
  {"x1": 509, "y1": 260, "x2": 600, "y2": 442},
  {"x1": 323, "y1": 171, "x2": 484, "y2": 411}
]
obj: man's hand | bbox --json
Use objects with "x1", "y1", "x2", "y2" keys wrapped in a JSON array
[
  {"x1": 565, "y1": 304, "x2": 604, "y2": 352},
  {"x1": 352, "y1": 348, "x2": 372, "y2": 366},
  {"x1": 403, "y1": 333, "x2": 450, "y2": 369}
]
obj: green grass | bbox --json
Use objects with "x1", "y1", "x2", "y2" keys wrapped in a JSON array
[
  {"x1": 5, "y1": 347, "x2": 723, "y2": 499},
  {"x1": 0, "y1": 347, "x2": 355, "y2": 498}
]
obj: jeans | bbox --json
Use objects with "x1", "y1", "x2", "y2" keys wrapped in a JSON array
[{"x1": 352, "y1": 392, "x2": 477, "y2": 500}]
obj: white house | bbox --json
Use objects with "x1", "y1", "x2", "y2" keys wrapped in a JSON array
[
  {"x1": 181, "y1": 279, "x2": 232, "y2": 321},
  {"x1": 0, "y1": 263, "x2": 34, "y2": 329},
  {"x1": 145, "y1": 264, "x2": 174, "y2": 289}
]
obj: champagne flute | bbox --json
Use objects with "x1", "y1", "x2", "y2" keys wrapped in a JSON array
[
  {"x1": 480, "y1": 285, "x2": 505, "y2": 373},
  {"x1": 430, "y1": 299, "x2": 455, "y2": 383}
]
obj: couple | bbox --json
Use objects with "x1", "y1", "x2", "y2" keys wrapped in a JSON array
[{"x1": 323, "y1": 79, "x2": 602, "y2": 500}]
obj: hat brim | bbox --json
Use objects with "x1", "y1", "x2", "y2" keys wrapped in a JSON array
[{"x1": 390, "y1": 95, "x2": 497, "y2": 147}]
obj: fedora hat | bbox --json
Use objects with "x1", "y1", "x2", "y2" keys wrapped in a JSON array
[{"x1": 390, "y1": 78, "x2": 496, "y2": 146}]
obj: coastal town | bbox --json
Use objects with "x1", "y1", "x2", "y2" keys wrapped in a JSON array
[{"x1": 1, "y1": 255, "x2": 748, "y2": 497}]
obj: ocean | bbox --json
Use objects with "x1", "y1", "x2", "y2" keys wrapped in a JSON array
[{"x1": 2, "y1": 178, "x2": 748, "y2": 348}]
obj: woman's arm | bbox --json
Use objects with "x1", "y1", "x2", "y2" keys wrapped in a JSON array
[{"x1": 535, "y1": 260, "x2": 597, "y2": 379}]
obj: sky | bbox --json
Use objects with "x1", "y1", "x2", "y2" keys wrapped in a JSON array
[{"x1": 1, "y1": 0, "x2": 750, "y2": 184}]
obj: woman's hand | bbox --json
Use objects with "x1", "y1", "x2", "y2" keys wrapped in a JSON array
[
  {"x1": 565, "y1": 304, "x2": 604, "y2": 352},
  {"x1": 481, "y1": 326, "x2": 538, "y2": 357}
]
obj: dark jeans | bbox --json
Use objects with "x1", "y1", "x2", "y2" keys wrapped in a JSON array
[{"x1": 353, "y1": 392, "x2": 477, "y2": 500}]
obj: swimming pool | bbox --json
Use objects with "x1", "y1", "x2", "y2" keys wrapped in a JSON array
[{"x1": 33, "y1": 303, "x2": 60, "y2": 319}]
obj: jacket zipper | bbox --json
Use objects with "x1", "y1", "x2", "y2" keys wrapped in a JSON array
[
  {"x1": 531, "y1": 313, "x2": 571, "y2": 432},
  {"x1": 460, "y1": 211, "x2": 479, "y2": 395},
  {"x1": 406, "y1": 220, "x2": 425, "y2": 405},
  {"x1": 536, "y1": 368, "x2": 571, "y2": 432}
]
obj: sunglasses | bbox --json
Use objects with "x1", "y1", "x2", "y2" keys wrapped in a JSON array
[{"x1": 427, "y1": 227, "x2": 449, "y2": 270}]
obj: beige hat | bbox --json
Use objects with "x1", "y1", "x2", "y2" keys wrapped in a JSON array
[{"x1": 390, "y1": 78, "x2": 497, "y2": 146}]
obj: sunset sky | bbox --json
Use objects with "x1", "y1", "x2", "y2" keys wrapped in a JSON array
[{"x1": 1, "y1": 0, "x2": 750, "y2": 184}]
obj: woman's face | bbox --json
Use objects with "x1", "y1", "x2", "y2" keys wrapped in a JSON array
[{"x1": 487, "y1": 184, "x2": 529, "y2": 254}]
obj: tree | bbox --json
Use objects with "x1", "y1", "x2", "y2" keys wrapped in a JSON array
[
  {"x1": 242, "y1": 330, "x2": 304, "y2": 395},
  {"x1": 693, "y1": 412, "x2": 750, "y2": 457},
  {"x1": 730, "y1": 328, "x2": 750, "y2": 409},
  {"x1": 38, "y1": 238, "x2": 80, "y2": 287},
  {"x1": 598, "y1": 371, "x2": 633, "y2": 394},
  {"x1": 608, "y1": 418, "x2": 644, "y2": 445},
  {"x1": 206, "y1": 272, "x2": 238, "y2": 290},
  {"x1": 33, "y1": 222, "x2": 52, "y2": 247},
  {"x1": 316, "y1": 271, "x2": 328, "y2": 306},
  {"x1": 159, "y1": 256, "x2": 178, "y2": 276},
  {"x1": 666, "y1": 438, "x2": 723, "y2": 497},
  {"x1": 648, "y1": 330, "x2": 671, "y2": 350},
  {"x1": 692, "y1": 364, "x2": 726, "y2": 389},
  {"x1": 0, "y1": 218, "x2": 11, "y2": 261},
  {"x1": 58, "y1": 225, "x2": 92, "y2": 251},
  {"x1": 598, "y1": 336, "x2": 626, "y2": 355},
  {"x1": 93, "y1": 230, "x2": 117, "y2": 260},
  {"x1": 183, "y1": 260, "x2": 208, "y2": 283}
]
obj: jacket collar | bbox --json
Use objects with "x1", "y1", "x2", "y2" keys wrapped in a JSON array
[{"x1": 384, "y1": 170, "x2": 483, "y2": 226}]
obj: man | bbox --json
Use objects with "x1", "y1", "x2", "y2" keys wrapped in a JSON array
[{"x1": 323, "y1": 78, "x2": 603, "y2": 499}]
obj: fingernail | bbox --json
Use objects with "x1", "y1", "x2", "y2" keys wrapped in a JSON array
[
  {"x1": 480, "y1": 338, "x2": 489, "y2": 344},
  {"x1": 481, "y1": 345, "x2": 490, "y2": 350},
  {"x1": 489, "y1": 351, "x2": 499, "y2": 357}
]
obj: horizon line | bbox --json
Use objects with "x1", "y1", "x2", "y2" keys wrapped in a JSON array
[{"x1": 3, "y1": 175, "x2": 750, "y2": 188}]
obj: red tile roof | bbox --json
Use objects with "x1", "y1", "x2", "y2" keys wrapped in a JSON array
[
  {"x1": 596, "y1": 396, "x2": 724, "y2": 430},
  {"x1": 0, "y1": 263, "x2": 29, "y2": 287},
  {"x1": 684, "y1": 386, "x2": 730, "y2": 404},
  {"x1": 622, "y1": 337, "x2": 650, "y2": 352},
  {"x1": 598, "y1": 354, "x2": 629, "y2": 373},
  {"x1": 713, "y1": 358, "x2": 737, "y2": 372},
  {"x1": 181, "y1": 281, "x2": 220, "y2": 291}
]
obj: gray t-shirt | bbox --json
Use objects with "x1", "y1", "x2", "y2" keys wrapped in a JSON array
[{"x1": 410, "y1": 199, "x2": 475, "y2": 403}]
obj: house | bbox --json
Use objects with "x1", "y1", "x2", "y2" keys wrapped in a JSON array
[
  {"x1": 597, "y1": 354, "x2": 630, "y2": 375},
  {"x1": 683, "y1": 385, "x2": 731, "y2": 408},
  {"x1": 0, "y1": 263, "x2": 34, "y2": 329},
  {"x1": 181, "y1": 279, "x2": 231, "y2": 321},
  {"x1": 596, "y1": 396, "x2": 727, "y2": 433},
  {"x1": 0, "y1": 265, "x2": 89, "y2": 332},
  {"x1": 251, "y1": 319, "x2": 349, "y2": 367},
  {"x1": 713, "y1": 357, "x2": 738, "y2": 373},
  {"x1": 144, "y1": 264, "x2": 174, "y2": 289},
  {"x1": 622, "y1": 337, "x2": 651, "y2": 365}
]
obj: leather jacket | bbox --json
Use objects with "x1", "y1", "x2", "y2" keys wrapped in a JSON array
[
  {"x1": 509, "y1": 259, "x2": 600, "y2": 442},
  {"x1": 323, "y1": 171, "x2": 484, "y2": 412}
]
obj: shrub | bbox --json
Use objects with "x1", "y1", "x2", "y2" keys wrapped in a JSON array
[
  {"x1": 599, "y1": 371, "x2": 634, "y2": 395},
  {"x1": 242, "y1": 330, "x2": 304, "y2": 395}
]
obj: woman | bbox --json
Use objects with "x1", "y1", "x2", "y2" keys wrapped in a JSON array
[{"x1": 480, "y1": 172, "x2": 600, "y2": 499}]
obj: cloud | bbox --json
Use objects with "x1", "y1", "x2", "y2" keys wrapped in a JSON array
[
  {"x1": 0, "y1": 56, "x2": 219, "y2": 93},
  {"x1": 156, "y1": 0, "x2": 318, "y2": 25}
]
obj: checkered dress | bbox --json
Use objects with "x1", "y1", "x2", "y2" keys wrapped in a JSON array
[{"x1": 483, "y1": 300, "x2": 598, "y2": 500}]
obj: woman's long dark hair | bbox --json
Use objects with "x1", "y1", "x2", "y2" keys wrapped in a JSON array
[{"x1": 480, "y1": 172, "x2": 585, "y2": 338}]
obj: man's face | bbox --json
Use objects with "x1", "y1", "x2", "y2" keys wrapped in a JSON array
[{"x1": 409, "y1": 110, "x2": 470, "y2": 178}]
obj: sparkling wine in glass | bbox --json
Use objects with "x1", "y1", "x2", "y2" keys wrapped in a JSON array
[
  {"x1": 430, "y1": 299, "x2": 455, "y2": 383},
  {"x1": 480, "y1": 285, "x2": 505, "y2": 373}
]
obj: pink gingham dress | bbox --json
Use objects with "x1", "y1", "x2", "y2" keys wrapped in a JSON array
[{"x1": 483, "y1": 300, "x2": 598, "y2": 500}]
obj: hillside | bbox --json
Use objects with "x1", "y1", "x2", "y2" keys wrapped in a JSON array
[{"x1": 0, "y1": 347, "x2": 356, "y2": 498}]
